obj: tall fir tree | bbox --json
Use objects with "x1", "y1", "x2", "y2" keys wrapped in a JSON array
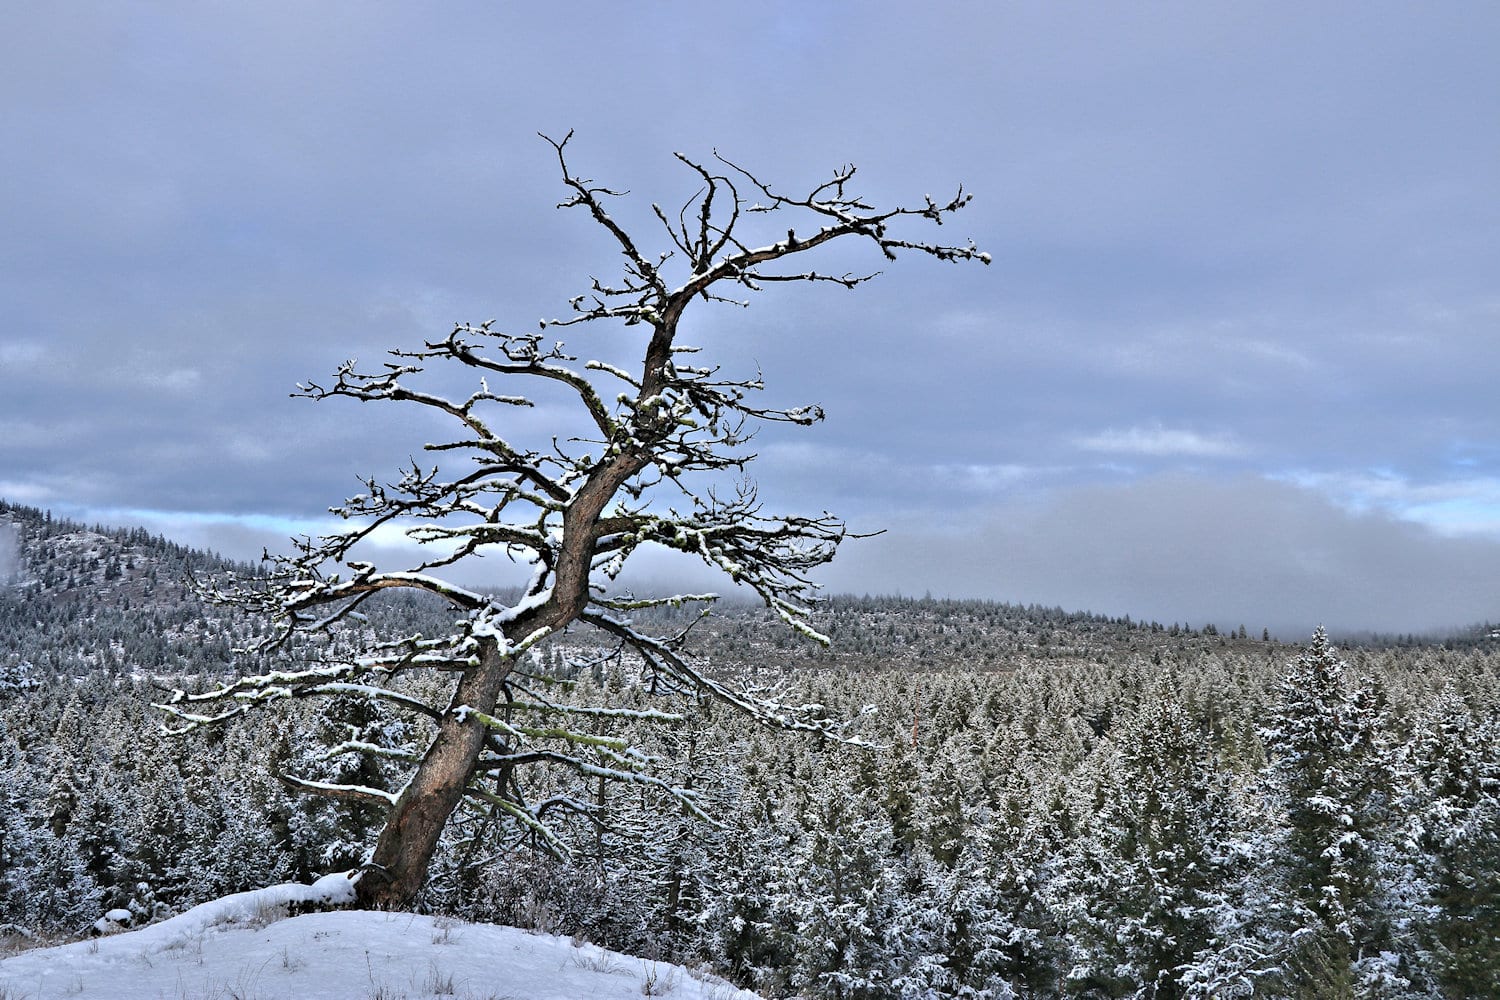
[
  {"x1": 1406, "y1": 688, "x2": 1500, "y2": 997},
  {"x1": 1260, "y1": 629, "x2": 1406, "y2": 998},
  {"x1": 1054, "y1": 696, "x2": 1268, "y2": 999}
]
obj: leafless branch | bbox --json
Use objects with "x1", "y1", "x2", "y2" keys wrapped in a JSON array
[{"x1": 174, "y1": 133, "x2": 986, "y2": 906}]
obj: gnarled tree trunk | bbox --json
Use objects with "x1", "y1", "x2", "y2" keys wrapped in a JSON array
[{"x1": 356, "y1": 646, "x2": 511, "y2": 908}]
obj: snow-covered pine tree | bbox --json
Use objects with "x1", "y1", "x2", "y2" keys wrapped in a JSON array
[
  {"x1": 1054, "y1": 693, "x2": 1271, "y2": 999},
  {"x1": 763, "y1": 755, "x2": 912, "y2": 1000},
  {"x1": 1259, "y1": 628, "x2": 1406, "y2": 998},
  {"x1": 926, "y1": 814, "x2": 1059, "y2": 999},
  {"x1": 695, "y1": 790, "x2": 800, "y2": 988},
  {"x1": 1405, "y1": 688, "x2": 1500, "y2": 996},
  {"x1": 157, "y1": 135, "x2": 989, "y2": 909},
  {"x1": 0, "y1": 720, "x2": 43, "y2": 938}
]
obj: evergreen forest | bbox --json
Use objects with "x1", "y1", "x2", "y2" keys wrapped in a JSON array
[{"x1": 2, "y1": 501, "x2": 1498, "y2": 999}]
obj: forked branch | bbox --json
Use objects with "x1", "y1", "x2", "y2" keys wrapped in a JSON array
[{"x1": 173, "y1": 134, "x2": 987, "y2": 908}]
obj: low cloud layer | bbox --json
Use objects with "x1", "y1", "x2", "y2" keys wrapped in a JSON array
[
  {"x1": 820, "y1": 475, "x2": 1500, "y2": 638},
  {"x1": 90, "y1": 474, "x2": 1497, "y2": 640}
]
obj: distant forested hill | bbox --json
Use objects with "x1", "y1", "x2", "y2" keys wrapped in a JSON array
[
  {"x1": 0, "y1": 501, "x2": 262, "y2": 686},
  {"x1": 2, "y1": 498, "x2": 1489, "y2": 687}
]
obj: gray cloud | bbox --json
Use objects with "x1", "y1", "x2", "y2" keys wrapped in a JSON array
[
  {"x1": 820, "y1": 475, "x2": 1500, "y2": 638},
  {"x1": 70, "y1": 475, "x2": 1498, "y2": 640},
  {"x1": 1074, "y1": 425, "x2": 1248, "y2": 459},
  {"x1": 3, "y1": 2, "x2": 1499, "y2": 632}
]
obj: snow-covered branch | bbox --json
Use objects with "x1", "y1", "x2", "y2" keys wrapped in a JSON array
[{"x1": 173, "y1": 133, "x2": 984, "y2": 907}]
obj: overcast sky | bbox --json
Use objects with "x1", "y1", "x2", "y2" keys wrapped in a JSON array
[{"x1": 3, "y1": 2, "x2": 1497, "y2": 636}]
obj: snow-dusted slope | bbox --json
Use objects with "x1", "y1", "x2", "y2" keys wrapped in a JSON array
[{"x1": 0, "y1": 878, "x2": 762, "y2": 1000}]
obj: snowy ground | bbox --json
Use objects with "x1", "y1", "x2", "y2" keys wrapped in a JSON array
[{"x1": 0, "y1": 875, "x2": 763, "y2": 1000}]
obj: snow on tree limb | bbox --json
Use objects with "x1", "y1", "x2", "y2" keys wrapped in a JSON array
[{"x1": 171, "y1": 133, "x2": 985, "y2": 907}]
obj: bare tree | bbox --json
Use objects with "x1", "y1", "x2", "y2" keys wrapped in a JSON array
[{"x1": 159, "y1": 133, "x2": 989, "y2": 909}]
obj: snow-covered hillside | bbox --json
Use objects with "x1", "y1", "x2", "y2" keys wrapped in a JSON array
[{"x1": 0, "y1": 877, "x2": 762, "y2": 1000}]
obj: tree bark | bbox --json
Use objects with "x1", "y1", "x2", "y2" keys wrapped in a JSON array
[
  {"x1": 353, "y1": 452, "x2": 647, "y2": 909},
  {"x1": 356, "y1": 645, "x2": 511, "y2": 908}
]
